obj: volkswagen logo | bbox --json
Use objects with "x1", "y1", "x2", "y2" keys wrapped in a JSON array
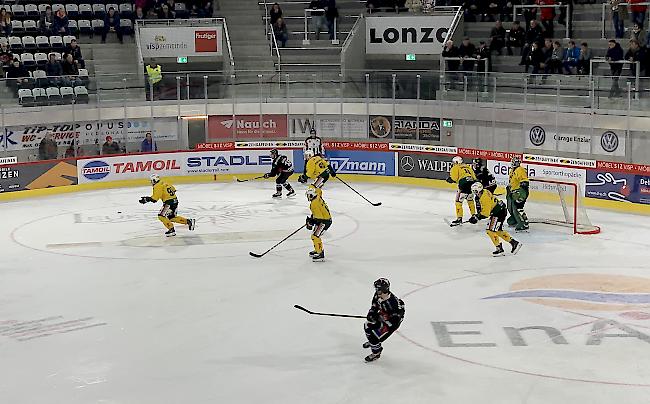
[
  {"x1": 400, "y1": 155, "x2": 415, "y2": 172},
  {"x1": 529, "y1": 126, "x2": 546, "y2": 146},
  {"x1": 600, "y1": 131, "x2": 619, "y2": 153}
]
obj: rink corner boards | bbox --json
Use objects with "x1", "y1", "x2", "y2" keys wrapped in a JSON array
[{"x1": 1, "y1": 171, "x2": 649, "y2": 216}]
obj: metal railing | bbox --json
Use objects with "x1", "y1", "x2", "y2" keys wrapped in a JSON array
[
  {"x1": 441, "y1": 6, "x2": 464, "y2": 47},
  {"x1": 269, "y1": 21, "x2": 281, "y2": 71},
  {"x1": 601, "y1": 2, "x2": 650, "y2": 39},
  {"x1": 589, "y1": 58, "x2": 641, "y2": 98},
  {"x1": 513, "y1": 4, "x2": 570, "y2": 39},
  {"x1": 302, "y1": 8, "x2": 337, "y2": 45}
]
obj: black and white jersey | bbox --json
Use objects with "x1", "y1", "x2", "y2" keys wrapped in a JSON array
[
  {"x1": 367, "y1": 292, "x2": 405, "y2": 329},
  {"x1": 269, "y1": 155, "x2": 294, "y2": 177},
  {"x1": 475, "y1": 166, "x2": 497, "y2": 193},
  {"x1": 304, "y1": 135, "x2": 325, "y2": 156}
]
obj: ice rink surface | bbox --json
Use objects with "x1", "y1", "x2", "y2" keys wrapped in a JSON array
[{"x1": 1, "y1": 180, "x2": 650, "y2": 404}]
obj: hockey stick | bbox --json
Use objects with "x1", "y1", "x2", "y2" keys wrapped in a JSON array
[
  {"x1": 335, "y1": 176, "x2": 382, "y2": 206},
  {"x1": 236, "y1": 175, "x2": 266, "y2": 183},
  {"x1": 294, "y1": 305, "x2": 365, "y2": 319},
  {"x1": 249, "y1": 224, "x2": 306, "y2": 258}
]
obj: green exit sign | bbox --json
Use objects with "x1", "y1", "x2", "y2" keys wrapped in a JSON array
[
  {"x1": 405, "y1": 53, "x2": 416, "y2": 61},
  {"x1": 177, "y1": 56, "x2": 188, "y2": 64},
  {"x1": 442, "y1": 119, "x2": 453, "y2": 128}
]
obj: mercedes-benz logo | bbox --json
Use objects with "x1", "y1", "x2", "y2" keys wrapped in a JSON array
[
  {"x1": 600, "y1": 131, "x2": 619, "y2": 153},
  {"x1": 529, "y1": 126, "x2": 546, "y2": 146},
  {"x1": 400, "y1": 155, "x2": 415, "y2": 172}
]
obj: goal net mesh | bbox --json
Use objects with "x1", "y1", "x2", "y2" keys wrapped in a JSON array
[{"x1": 528, "y1": 177, "x2": 601, "y2": 235}]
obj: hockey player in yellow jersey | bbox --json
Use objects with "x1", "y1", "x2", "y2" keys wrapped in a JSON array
[
  {"x1": 446, "y1": 156, "x2": 478, "y2": 226},
  {"x1": 469, "y1": 182, "x2": 522, "y2": 256},
  {"x1": 139, "y1": 174, "x2": 196, "y2": 237},
  {"x1": 305, "y1": 185, "x2": 332, "y2": 261},
  {"x1": 507, "y1": 156, "x2": 530, "y2": 231},
  {"x1": 298, "y1": 150, "x2": 336, "y2": 188}
]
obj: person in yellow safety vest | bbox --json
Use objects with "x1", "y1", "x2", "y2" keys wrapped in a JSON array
[{"x1": 145, "y1": 60, "x2": 162, "y2": 99}]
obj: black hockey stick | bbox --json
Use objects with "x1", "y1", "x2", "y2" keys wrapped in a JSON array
[
  {"x1": 294, "y1": 305, "x2": 365, "y2": 319},
  {"x1": 335, "y1": 176, "x2": 382, "y2": 206},
  {"x1": 249, "y1": 224, "x2": 306, "y2": 258},
  {"x1": 236, "y1": 175, "x2": 266, "y2": 183}
]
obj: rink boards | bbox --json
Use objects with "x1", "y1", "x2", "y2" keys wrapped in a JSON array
[{"x1": 1, "y1": 141, "x2": 649, "y2": 214}]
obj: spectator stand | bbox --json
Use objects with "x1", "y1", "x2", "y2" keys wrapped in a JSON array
[
  {"x1": 600, "y1": 2, "x2": 650, "y2": 39},
  {"x1": 513, "y1": 3, "x2": 571, "y2": 39},
  {"x1": 302, "y1": 8, "x2": 339, "y2": 45}
]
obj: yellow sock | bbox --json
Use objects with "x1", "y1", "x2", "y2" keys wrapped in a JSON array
[
  {"x1": 311, "y1": 235, "x2": 323, "y2": 253},
  {"x1": 455, "y1": 202, "x2": 463, "y2": 218},
  {"x1": 467, "y1": 199, "x2": 477, "y2": 215},
  {"x1": 158, "y1": 216, "x2": 174, "y2": 230},
  {"x1": 171, "y1": 216, "x2": 188, "y2": 225},
  {"x1": 487, "y1": 231, "x2": 501, "y2": 246},
  {"x1": 497, "y1": 230, "x2": 512, "y2": 243}
]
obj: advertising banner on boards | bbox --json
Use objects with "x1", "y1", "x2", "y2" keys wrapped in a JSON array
[
  {"x1": 369, "y1": 115, "x2": 441, "y2": 141},
  {"x1": 524, "y1": 125, "x2": 626, "y2": 157},
  {"x1": 288, "y1": 115, "x2": 368, "y2": 138},
  {"x1": 0, "y1": 160, "x2": 77, "y2": 193}
]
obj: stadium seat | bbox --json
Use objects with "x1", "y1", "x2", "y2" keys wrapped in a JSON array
[
  {"x1": 119, "y1": 3, "x2": 132, "y2": 19},
  {"x1": 33, "y1": 87, "x2": 47, "y2": 106},
  {"x1": 9, "y1": 36, "x2": 23, "y2": 51},
  {"x1": 24, "y1": 20, "x2": 38, "y2": 35},
  {"x1": 60, "y1": 86, "x2": 74, "y2": 103},
  {"x1": 11, "y1": 5, "x2": 26, "y2": 18},
  {"x1": 36, "y1": 35, "x2": 50, "y2": 51},
  {"x1": 121, "y1": 19, "x2": 133, "y2": 35},
  {"x1": 68, "y1": 20, "x2": 78, "y2": 35},
  {"x1": 92, "y1": 4, "x2": 106, "y2": 18},
  {"x1": 79, "y1": 4, "x2": 92, "y2": 18},
  {"x1": 22, "y1": 36, "x2": 37, "y2": 50},
  {"x1": 175, "y1": 2, "x2": 189, "y2": 19},
  {"x1": 65, "y1": 4, "x2": 79, "y2": 18},
  {"x1": 50, "y1": 35, "x2": 64, "y2": 49},
  {"x1": 46, "y1": 86, "x2": 62, "y2": 104},
  {"x1": 74, "y1": 86, "x2": 89, "y2": 103},
  {"x1": 91, "y1": 19, "x2": 104, "y2": 34},
  {"x1": 49, "y1": 51, "x2": 62, "y2": 61},
  {"x1": 106, "y1": 3, "x2": 119, "y2": 13},
  {"x1": 32, "y1": 68, "x2": 47, "y2": 87},
  {"x1": 18, "y1": 88, "x2": 35, "y2": 106},
  {"x1": 52, "y1": 3, "x2": 64, "y2": 12},
  {"x1": 11, "y1": 21, "x2": 24, "y2": 35},
  {"x1": 21, "y1": 53, "x2": 36, "y2": 68},
  {"x1": 62, "y1": 35, "x2": 75, "y2": 46},
  {"x1": 25, "y1": 4, "x2": 39, "y2": 18},
  {"x1": 38, "y1": 4, "x2": 49, "y2": 15},
  {"x1": 34, "y1": 52, "x2": 48, "y2": 67},
  {"x1": 78, "y1": 19, "x2": 92, "y2": 35},
  {"x1": 78, "y1": 68, "x2": 89, "y2": 86},
  {"x1": 0, "y1": 37, "x2": 6, "y2": 48}
]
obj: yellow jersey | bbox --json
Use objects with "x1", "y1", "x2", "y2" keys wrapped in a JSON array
[
  {"x1": 477, "y1": 189, "x2": 505, "y2": 218},
  {"x1": 306, "y1": 156, "x2": 330, "y2": 179},
  {"x1": 449, "y1": 163, "x2": 477, "y2": 183},
  {"x1": 309, "y1": 187, "x2": 331, "y2": 221},
  {"x1": 151, "y1": 181, "x2": 177, "y2": 203},
  {"x1": 509, "y1": 166, "x2": 529, "y2": 190}
]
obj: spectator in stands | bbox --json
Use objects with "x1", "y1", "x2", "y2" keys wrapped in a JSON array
[
  {"x1": 562, "y1": 40, "x2": 580, "y2": 74},
  {"x1": 610, "y1": 0, "x2": 627, "y2": 39},
  {"x1": 53, "y1": 8, "x2": 70, "y2": 35},
  {"x1": 630, "y1": 0, "x2": 646, "y2": 29},
  {"x1": 527, "y1": 41, "x2": 545, "y2": 74},
  {"x1": 458, "y1": 37, "x2": 476, "y2": 72},
  {"x1": 166, "y1": 0, "x2": 176, "y2": 12},
  {"x1": 64, "y1": 140, "x2": 82, "y2": 158},
  {"x1": 625, "y1": 39, "x2": 645, "y2": 75},
  {"x1": 146, "y1": 8, "x2": 158, "y2": 19},
  {"x1": 135, "y1": 7, "x2": 145, "y2": 21},
  {"x1": 102, "y1": 7, "x2": 123, "y2": 44},
  {"x1": 62, "y1": 53, "x2": 82, "y2": 87},
  {"x1": 537, "y1": 0, "x2": 555, "y2": 38},
  {"x1": 39, "y1": 134, "x2": 58, "y2": 160},
  {"x1": 507, "y1": 20, "x2": 526, "y2": 55},
  {"x1": 64, "y1": 39, "x2": 85, "y2": 69},
  {"x1": 5, "y1": 59, "x2": 29, "y2": 91},
  {"x1": 0, "y1": 8, "x2": 11, "y2": 37},
  {"x1": 606, "y1": 39, "x2": 624, "y2": 97},
  {"x1": 520, "y1": 19, "x2": 544, "y2": 65},
  {"x1": 0, "y1": 43, "x2": 12, "y2": 67},
  {"x1": 324, "y1": 0, "x2": 338, "y2": 40},
  {"x1": 489, "y1": 20, "x2": 506, "y2": 55},
  {"x1": 630, "y1": 23, "x2": 646, "y2": 47},
  {"x1": 442, "y1": 40, "x2": 460, "y2": 71},
  {"x1": 102, "y1": 136, "x2": 121, "y2": 155},
  {"x1": 546, "y1": 40, "x2": 563, "y2": 73},
  {"x1": 308, "y1": 0, "x2": 327, "y2": 40},
  {"x1": 484, "y1": 1, "x2": 502, "y2": 22},
  {"x1": 270, "y1": 3, "x2": 283, "y2": 25},
  {"x1": 199, "y1": 1, "x2": 214, "y2": 18},
  {"x1": 45, "y1": 53, "x2": 63, "y2": 86},
  {"x1": 140, "y1": 132, "x2": 157, "y2": 152},
  {"x1": 39, "y1": 6, "x2": 54, "y2": 35},
  {"x1": 463, "y1": 0, "x2": 480, "y2": 22},
  {"x1": 475, "y1": 40, "x2": 492, "y2": 72},
  {"x1": 405, "y1": 0, "x2": 422, "y2": 13},
  {"x1": 577, "y1": 42, "x2": 592, "y2": 74},
  {"x1": 158, "y1": 3, "x2": 176, "y2": 19},
  {"x1": 146, "y1": 59, "x2": 162, "y2": 100},
  {"x1": 273, "y1": 17, "x2": 288, "y2": 47}
]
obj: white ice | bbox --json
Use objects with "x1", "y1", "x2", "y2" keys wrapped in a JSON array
[{"x1": 1, "y1": 180, "x2": 650, "y2": 404}]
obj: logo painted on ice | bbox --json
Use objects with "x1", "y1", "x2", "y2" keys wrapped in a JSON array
[
  {"x1": 81, "y1": 160, "x2": 111, "y2": 180},
  {"x1": 400, "y1": 155, "x2": 415, "y2": 172},
  {"x1": 529, "y1": 126, "x2": 546, "y2": 146},
  {"x1": 483, "y1": 274, "x2": 650, "y2": 312},
  {"x1": 600, "y1": 131, "x2": 619, "y2": 153}
]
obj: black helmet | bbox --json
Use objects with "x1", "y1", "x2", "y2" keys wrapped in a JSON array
[
  {"x1": 472, "y1": 158, "x2": 483, "y2": 170},
  {"x1": 511, "y1": 156, "x2": 521, "y2": 168},
  {"x1": 309, "y1": 127, "x2": 317, "y2": 136},
  {"x1": 374, "y1": 278, "x2": 390, "y2": 293},
  {"x1": 270, "y1": 148, "x2": 279, "y2": 158}
]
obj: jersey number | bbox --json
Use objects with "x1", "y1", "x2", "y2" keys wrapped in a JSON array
[{"x1": 167, "y1": 187, "x2": 176, "y2": 196}]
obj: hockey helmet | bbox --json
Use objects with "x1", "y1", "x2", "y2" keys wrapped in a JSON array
[
  {"x1": 309, "y1": 127, "x2": 317, "y2": 136},
  {"x1": 303, "y1": 149, "x2": 315, "y2": 160},
  {"x1": 472, "y1": 158, "x2": 483, "y2": 170},
  {"x1": 306, "y1": 186, "x2": 318, "y2": 201},
  {"x1": 270, "y1": 148, "x2": 279, "y2": 158},
  {"x1": 150, "y1": 174, "x2": 160, "y2": 185},
  {"x1": 511, "y1": 156, "x2": 521, "y2": 168},
  {"x1": 374, "y1": 278, "x2": 390, "y2": 293},
  {"x1": 452, "y1": 156, "x2": 463, "y2": 165},
  {"x1": 471, "y1": 182, "x2": 484, "y2": 195}
]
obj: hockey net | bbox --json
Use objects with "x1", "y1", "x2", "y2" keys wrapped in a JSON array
[{"x1": 528, "y1": 177, "x2": 601, "y2": 235}]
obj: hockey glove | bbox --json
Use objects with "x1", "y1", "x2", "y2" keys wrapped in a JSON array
[
  {"x1": 139, "y1": 196, "x2": 152, "y2": 204},
  {"x1": 445, "y1": 177, "x2": 454, "y2": 184},
  {"x1": 519, "y1": 181, "x2": 529, "y2": 191},
  {"x1": 298, "y1": 174, "x2": 308, "y2": 184},
  {"x1": 329, "y1": 164, "x2": 337, "y2": 177},
  {"x1": 263, "y1": 173, "x2": 271, "y2": 179},
  {"x1": 468, "y1": 215, "x2": 479, "y2": 224},
  {"x1": 306, "y1": 216, "x2": 314, "y2": 230},
  {"x1": 366, "y1": 312, "x2": 379, "y2": 324}
]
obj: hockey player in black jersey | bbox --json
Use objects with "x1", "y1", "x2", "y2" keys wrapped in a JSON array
[
  {"x1": 363, "y1": 278, "x2": 405, "y2": 362},
  {"x1": 472, "y1": 158, "x2": 498, "y2": 194},
  {"x1": 264, "y1": 149, "x2": 296, "y2": 198}
]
